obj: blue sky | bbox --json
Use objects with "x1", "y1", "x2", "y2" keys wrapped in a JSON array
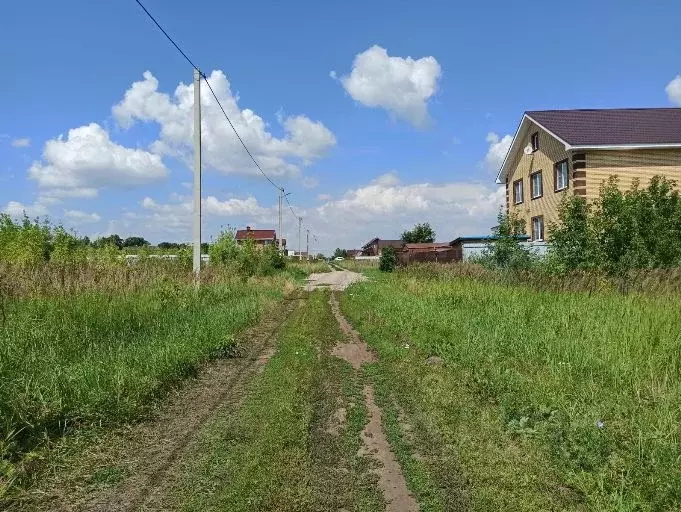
[{"x1": 3, "y1": 0, "x2": 681, "y2": 253}]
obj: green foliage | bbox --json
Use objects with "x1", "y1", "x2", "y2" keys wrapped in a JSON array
[
  {"x1": 479, "y1": 210, "x2": 534, "y2": 271},
  {"x1": 333, "y1": 248, "x2": 348, "y2": 259},
  {"x1": 122, "y1": 236, "x2": 149, "y2": 248},
  {"x1": 0, "y1": 276, "x2": 278, "y2": 479},
  {"x1": 379, "y1": 246, "x2": 397, "y2": 272},
  {"x1": 208, "y1": 228, "x2": 239, "y2": 265},
  {"x1": 0, "y1": 214, "x2": 51, "y2": 265},
  {"x1": 343, "y1": 270, "x2": 681, "y2": 510},
  {"x1": 50, "y1": 227, "x2": 88, "y2": 264},
  {"x1": 401, "y1": 222, "x2": 435, "y2": 243},
  {"x1": 551, "y1": 176, "x2": 681, "y2": 274},
  {"x1": 158, "y1": 242, "x2": 186, "y2": 250},
  {"x1": 93, "y1": 234, "x2": 123, "y2": 249},
  {"x1": 549, "y1": 195, "x2": 601, "y2": 272}
]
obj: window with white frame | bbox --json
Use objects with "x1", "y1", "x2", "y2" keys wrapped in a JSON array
[
  {"x1": 513, "y1": 179, "x2": 524, "y2": 204},
  {"x1": 555, "y1": 160, "x2": 568, "y2": 191},
  {"x1": 531, "y1": 132, "x2": 539, "y2": 152},
  {"x1": 531, "y1": 216, "x2": 544, "y2": 241},
  {"x1": 530, "y1": 171, "x2": 543, "y2": 199}
]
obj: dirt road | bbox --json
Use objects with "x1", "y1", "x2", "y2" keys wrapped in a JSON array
[
  {"x1": 15, "y1": 277, "x2": 425, "y2": 512},
  {"x1": 304, "y1": 267, "x2": 367, "y2": 291}
]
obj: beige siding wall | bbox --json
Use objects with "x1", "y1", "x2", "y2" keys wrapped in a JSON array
[
  {"x1": 585, "y1": 149, "x2": 681, "y2": 200},
  {"x1": 506, "y1": 121, "x2": 571, "y2": 237}
]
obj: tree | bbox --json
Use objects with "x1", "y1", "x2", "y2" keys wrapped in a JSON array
[
  {"x1": 208, "y1": 228, "x2": 239, "y2": 265},
  {"x1": 122, "y1": 236, "x2": 150, "y2": 248},
  {"x1": 158, "y1": 242, "x2": 184, "y2": 250},
  {"x1": 481, "y1": 210, "x2": 534, "y2": 270},
  {"x1": 93, "y1": 234, "x2": 123, "y2": 249},
  {"x1": 379, "y1": 246, "x2": 397, "y2": 272},
  {"x1": 549, "y1": 176, "x2": 681, "y2": 274},
  {"x1": 549, "y1": 195, "x2": 601, "y2": 272},
  {"x1": 333, "y1": 248, "x2": 348, "y2": 258},
  {"x1": 401, "y1": 223, "x2": 435, "y2": 243}
]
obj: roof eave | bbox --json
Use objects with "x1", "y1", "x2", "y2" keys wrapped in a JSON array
[
  {"x1": 496, "y1": 113, "x2": 572, "y2": 184},
  {"x1": 568, "y1": 142, "x2": 681, "y2": 150}
]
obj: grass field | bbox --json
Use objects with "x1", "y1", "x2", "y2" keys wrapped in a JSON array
[
  {"x1": 341, "y1": 268, "x2": 681, "y2": 511},
  {"x1": 0, "y1": 263, "x2": 290, "y2": 498}
]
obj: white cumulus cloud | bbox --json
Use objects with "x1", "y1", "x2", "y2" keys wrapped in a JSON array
[
  {"x1": 337, "y1": 45, "x2": 442, "y2": 128},
  {"x1": 484, "y1": 132, "x2": 513, "y2": 173},
  {"x1": 11, "y1": 138, "x2": 30, "y2": 148},
  {"x1": 3, "y1": 200, "x2": 49, "y2": 218},
  {"x1": 666, "y1": 75, "x2": 681, "y2": 106},
  {"x1": 28, "y1": 123, "x2": 168, "y2": 198},
  {"x1": 64, "y1": 209, "x2": 101, "y2": 224},
  {"x1": 312, "y1": 172, "x2": 504, "y2": 252},
  {"x1": 113, "y1": 71, "x2": 336, "y2": 180}
]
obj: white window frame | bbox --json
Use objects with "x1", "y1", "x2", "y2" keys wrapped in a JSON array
[
  {"x1": 531, "y1": 132, "x2": 539, "y2": 152},
  {"x1": 530, "y1": 171, "x2": 543, "y2": 199},
  {"x1": 513, "y1": 179, "x2": 524, "y2": 204},
  {"x1": 555, "y1": 160, "x2": 568, "y2": 192},
  {"x1": 532, "y1": 216, "x2": 544, "y2": 242}
]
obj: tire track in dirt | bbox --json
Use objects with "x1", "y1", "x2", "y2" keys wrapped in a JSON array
[
  {"x1": 328, "y1": 293, "x2": 419, "y2": 512},
  {"x1": 81, "y1": 295, "x2": 306, "y2": 512}
]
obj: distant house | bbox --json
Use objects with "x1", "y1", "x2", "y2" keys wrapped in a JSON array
[
  {"x1": 449, "y1": 235, "x2": 532, "y2": 261},
  {"x1": 346, "y1": 249, "x2": 362, "y2": 259},
  {"x1": 235, "y1": 226, "x2": 285, "y2": 248},
  {"x1": 361, "y1": 238, "x2": 404, "y2": 256},
  {"x1": 498, "y1": 108, "x2": 681, "y2": 242}
]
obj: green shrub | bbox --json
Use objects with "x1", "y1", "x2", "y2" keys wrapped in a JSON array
[
  {"x1": 379, "y1": 246, "x2": 397, "y2": 272},
  {"x1": 551, "y1": 176, "x2": 681, "y2": 274}
]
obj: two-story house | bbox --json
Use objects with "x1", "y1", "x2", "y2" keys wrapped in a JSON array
[
  {"x1": 497, "y1": 108, "x2": 681, "y2": 241},
  {"x1": 235, "y1": 226, "x2": 285, "y2": 249}
]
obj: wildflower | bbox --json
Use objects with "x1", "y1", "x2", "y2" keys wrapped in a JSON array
[
  {"x1": 595, "y1": 419, "x2": 605, "y2": 429},
  {"x1": 404, "y1": 343, "x2": 410, "y2": 349}
]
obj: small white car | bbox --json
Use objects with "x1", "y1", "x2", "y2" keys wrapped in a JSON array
[{"x1": 334, "y1": 256, "x2": 344, "y2": 261}]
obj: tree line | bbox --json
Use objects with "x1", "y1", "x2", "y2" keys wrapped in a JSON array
[{"x1": 484, "y1": 175, "x2": 681, "y2": 274}]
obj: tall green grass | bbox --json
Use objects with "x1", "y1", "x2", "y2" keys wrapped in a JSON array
[
  {"x1": 0, "y1": 264, "x2": 286, "y2": 497},
  {"x1": 343, "y1": 268, "x2": 681, "y2": 510}
]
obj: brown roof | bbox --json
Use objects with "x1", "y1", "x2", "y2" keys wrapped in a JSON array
[
  {"x1": 361, "y1": 238, "x2": 404, "y2": 250},
  {"x1": 235, "y1": 228, "x2": 276, "y2": 240},
  {"x1": 526, "y1": 108, "x2": 681, "y2": 146}
]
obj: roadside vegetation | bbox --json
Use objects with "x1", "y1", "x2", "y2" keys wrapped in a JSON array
[
  {"x1": 0, "y1": 219, "x2": 302, "y2": 501},
  {"x1": 342, "y1": 266, "x2": 681, "y2": 510},
  {"x1": 476, "y1": 175, "x2": 681, "y2": 277}
]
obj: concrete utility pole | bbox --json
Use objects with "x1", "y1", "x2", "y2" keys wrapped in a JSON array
[
  {"x1": 298, "y1": 216, "x2": 302, "y2": 260},
  {"x1": 278, "y1": 188, "x2": 283, "y2": 253},
  {"x1": 306, "y1": 229, "x2": 309, "y2": 261},
  {"x1": 193, "y1": 68, "x2": 202, "y2": 285}
]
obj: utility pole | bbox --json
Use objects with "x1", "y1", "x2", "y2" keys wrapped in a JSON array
[
  {"x1": 193, "y1": 68, "x2": 202, "y2": 286},
  {"x1": 306, "y1": 229, "x2": 309, "y2": 261},
  {"x1": 278, "y1": 188, "x2": 283, "y2": 253},
  {"x1": 298, "y1": 217, "x2": 302, "y2": 260}
]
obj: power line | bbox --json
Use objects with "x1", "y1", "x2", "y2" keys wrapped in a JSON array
[
  {"x1": 134, "y1": 0, "x2": 280, "y2": 190},
  {"x1": 134, "y1": 0, "x2": 202, "y2": 74},
  {"x1": 134, "y1": 0, "x2": 322, "y2": 245}
]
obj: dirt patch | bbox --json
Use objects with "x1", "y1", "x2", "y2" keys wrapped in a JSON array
[
  {"x1": 328, "y1": 294, "x2": 377, "y2": 369},
  {"x1": 305, "y1": 268, "x2": 366, "y2": 291},
  {"x1": 359, "y1": 385, "x2": 419, "y2": 512},
  {"x1": 325, "y1": 407, "x2": 347, "y2": 436},
  {"x1": 22, "y1": 296, "x2": 304, "y2": 512},
  {"x1": 256, "y1": 347, "x2": 277, "y2": 366},
  {"x1": 329, "y1": 293, "x2": 417, "y2": 511}
]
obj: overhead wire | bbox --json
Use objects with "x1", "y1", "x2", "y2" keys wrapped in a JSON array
[
  {"x1": 134, "y1": 0, "x2": 324, "y2": 245},
  {"x1": 134, "y1": 0, "x2": 281, "y2": 191}
]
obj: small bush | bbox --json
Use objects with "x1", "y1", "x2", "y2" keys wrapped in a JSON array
[{"x1": 379, "y1": 247, "x2": 397, "y2": 272}]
